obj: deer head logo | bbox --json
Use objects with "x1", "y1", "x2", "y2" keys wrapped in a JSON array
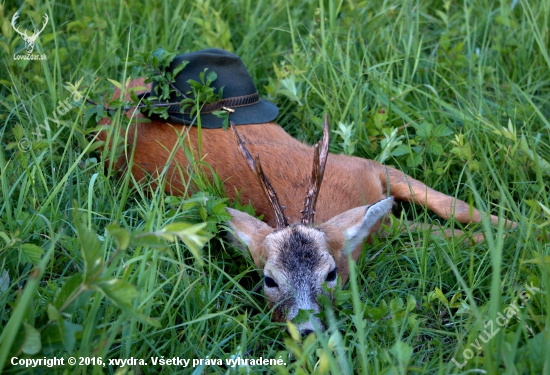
[{"x1": 11, "y1": 11, "x2": 49, "y2": 54}]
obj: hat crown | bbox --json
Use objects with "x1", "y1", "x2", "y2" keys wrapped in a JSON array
[
  {"x1": 144, "y1": 48, "x2": 278, "y2": 128},
  {"x1": 155, "y1": 48, "x2": 257, "y2": 100}
]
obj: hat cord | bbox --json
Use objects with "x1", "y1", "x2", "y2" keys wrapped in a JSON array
[{"x1": 166, "y1": 91, "x2": 260, "y2": 114}]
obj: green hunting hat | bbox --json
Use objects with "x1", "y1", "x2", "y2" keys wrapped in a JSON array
[{"x1": 139, "y1": 48, "x2": 279, "y2": 128}]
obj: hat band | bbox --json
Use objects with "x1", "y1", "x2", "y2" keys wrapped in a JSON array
[{"x1": 166, "y1": 91, "x2": 260, "y2": 114}]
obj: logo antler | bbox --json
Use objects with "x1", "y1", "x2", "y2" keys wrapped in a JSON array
[{"x1": 11, "y1": 11, "x2": 49, "y2": 54}]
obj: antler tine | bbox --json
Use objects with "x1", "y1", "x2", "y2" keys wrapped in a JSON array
[
  {"x1": 11, "y1": 12, "x2": 26, "y2": 37},
  {"x1": 37, "y1": 14, "x2": 49, "y2": 34},
  {"x1": 301, "y1": 114, "x2": 330, "y2": 225},
  {"x1": 230, "y1": 121, "x2": 289, "y2": 228}
]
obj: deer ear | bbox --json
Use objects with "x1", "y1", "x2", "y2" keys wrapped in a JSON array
[
  {"x1": 325, "y1": 197, "x2": 394, "y2": 254},
  {"x1": 225, "y1": 207, "x2": 273, "y2": 250}
]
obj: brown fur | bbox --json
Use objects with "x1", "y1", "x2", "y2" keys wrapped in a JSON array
[
  {"x1": 98, "y1": 79, "x2": 511, "y2": 230},
  {"x1": 316, "y1": 224, "x2": 349, "y2": 280},
  {"x1": 98, "y1": 80, "x2": 382, "y2": 226}
]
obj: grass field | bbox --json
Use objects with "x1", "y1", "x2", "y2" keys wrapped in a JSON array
[{"x1": 1, "y1": 0, "x2": 549, "y2": 373}]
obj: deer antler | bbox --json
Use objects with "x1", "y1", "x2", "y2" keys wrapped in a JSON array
[
  {"x1": 11, "y1": 12, "x2": 48, "y2": 41},
  {"x1": 11, "y1": 11, "x2": 28, "y2": 38},
  {"x1": 301, "y1": 114, "x2": 330, "y2": 225},
  {"x1": 34, "y1": 14, "x2": 49, "y2": 37},
  {"x1": 230, "y1": 121, "x2": 289, "y2": 228}
]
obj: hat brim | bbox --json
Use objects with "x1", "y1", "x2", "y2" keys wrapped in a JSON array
[
  {"x1": 138, "y1": 92, "x2": 279, "y2": 129},
  {"x1": 167, "y1": 100, "x2": 279, "y2": 128}
]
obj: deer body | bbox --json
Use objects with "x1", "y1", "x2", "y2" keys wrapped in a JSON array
[
  {"x1": 101, "y1": 82, "x2": 492, "y2": 227},
  {"x1": 107, "y1": 116, "x2": 384, "y2": 222},
  {"x1": 98, "y1": 78, "x2": 508, "y2": 334}
]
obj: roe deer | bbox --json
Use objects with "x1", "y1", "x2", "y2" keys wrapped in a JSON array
[{"x1": 97, "y1": 77, "x2": 514, "y2": 334}]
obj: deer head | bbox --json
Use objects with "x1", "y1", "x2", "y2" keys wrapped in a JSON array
[
  {"x1": 11, "y1": 11, "x2": 49, "y2": 54},
  {"x1": 226, "y1": 115, "x2": 394, "y2": 335}
]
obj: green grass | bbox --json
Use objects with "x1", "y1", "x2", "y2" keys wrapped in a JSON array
[{"x1": 1, "y1": 0, "x2": 549, "y2": 373}]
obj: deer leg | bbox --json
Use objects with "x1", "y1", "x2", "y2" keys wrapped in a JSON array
[
  {"x1": 379, "y1": 165, "x2": 516, "y2": 230},
  {"x1": 374, "y1": 218, "x2": 487, "y2": 243}
]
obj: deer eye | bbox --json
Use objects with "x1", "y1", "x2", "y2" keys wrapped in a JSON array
[
  {"x1": 326, "y1": 268, "x2": 337, "y2": 282},
  {"x1": 264, "y1": 276, "x2": 278, "y2": 288}
]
